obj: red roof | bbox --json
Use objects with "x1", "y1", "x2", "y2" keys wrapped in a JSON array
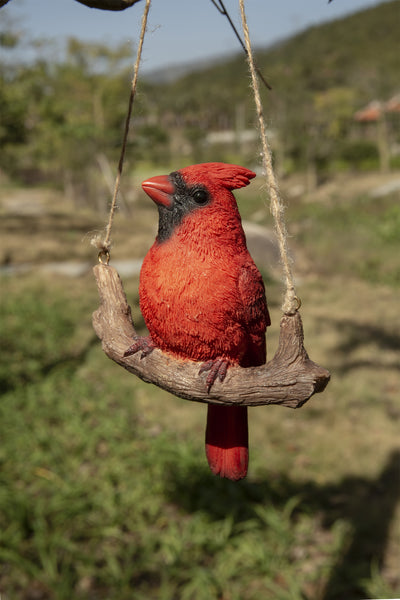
[
  {"x1": 354, "y1": 95, "x2": 400, "y2": 122},
  {"x1": 354, "y1": 101, "x2": 382, "y2": 122}
]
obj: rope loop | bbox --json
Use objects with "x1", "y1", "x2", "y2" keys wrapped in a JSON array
[{"x1": 98, "y1": 249, "x2": 110, "y2": 265}]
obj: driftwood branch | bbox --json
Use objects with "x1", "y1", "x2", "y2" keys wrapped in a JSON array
[{"x1": 92, "y1": 264, "x2": 330, "y2": 408}]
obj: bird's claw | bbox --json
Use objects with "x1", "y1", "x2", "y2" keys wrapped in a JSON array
[
  {"x1": 199, "y1": 358, "x2": 230, "y2": 393},
  {"x1": 124, "y1": 336, "x2": 155, "y2": 359}
]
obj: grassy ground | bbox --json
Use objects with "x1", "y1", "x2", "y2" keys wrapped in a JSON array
[{"x1": 0, "y1": 170, "x2": 399, "y2": 599}]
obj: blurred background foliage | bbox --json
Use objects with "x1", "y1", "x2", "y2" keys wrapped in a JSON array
[{"x1": 1, "y1": 1, "x2": 400, "y2": 197}]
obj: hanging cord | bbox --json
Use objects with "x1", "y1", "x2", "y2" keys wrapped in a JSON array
[
  {"x1": 238, "y1": 0, "x2": 300, "y2": 315},
  {"x1": 92, "y1": 0, "x2": 151, "y2": 264}
]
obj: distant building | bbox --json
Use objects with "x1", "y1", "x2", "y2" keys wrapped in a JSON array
[
  {"x1": 354, "y1": 95, "x2": 400, "y2": 122},
  {"x1": 354, "y1": 100, "x2": 383, "y2": 123},
  {"x1": 353, "y1": 94, "x2": 400, "y2": 168}
]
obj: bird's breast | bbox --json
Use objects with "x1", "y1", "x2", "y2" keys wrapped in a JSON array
[{"x1": 139, "y1": 239, "x2": 251, "y2": 362}]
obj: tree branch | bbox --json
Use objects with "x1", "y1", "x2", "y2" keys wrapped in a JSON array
[
  {"x1": 92, "y1": 264, "x2": 330, "y2": 408},
  {"x1": 73, "y1": 0, "x2": 142, "y2": 10}
]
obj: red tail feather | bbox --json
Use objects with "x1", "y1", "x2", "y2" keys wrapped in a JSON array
[{"x1": 205, "y1": 404, "x2": 249, "y2": 481}]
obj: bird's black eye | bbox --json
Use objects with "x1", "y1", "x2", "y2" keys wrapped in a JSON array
[{"x1": 192, "y1": 188, "x2": 209, "y2": 205}]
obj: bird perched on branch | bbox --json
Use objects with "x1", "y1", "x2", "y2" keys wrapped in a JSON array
[{"x1": 125, "y1": 162, "x2": 270, "y2": 481}]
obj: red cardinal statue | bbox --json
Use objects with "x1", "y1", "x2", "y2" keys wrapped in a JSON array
[{"x1": 125, "y1": 162, "x2": 270, "y2": 481}]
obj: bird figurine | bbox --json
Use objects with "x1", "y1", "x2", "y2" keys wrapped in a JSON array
[{"x1": 125, "y1": 162, "x2": 270, "y2": 481}]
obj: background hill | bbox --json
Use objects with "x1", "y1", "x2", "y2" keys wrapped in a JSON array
[{"x1": 144, "y1": 0, "x2": 399, "y2": 179}]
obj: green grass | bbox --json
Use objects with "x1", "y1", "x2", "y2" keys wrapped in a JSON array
[
  {"x1": 1, "y1": 175, "x2": 400, "y2": 599},
  {"x1": 1, "y1": 271, "x2": 399, "y2": 600},
  {"x1": 0, "y1": 324, "x2": 305, "y2": 599},
  {"x1": 291, "y1": 193, "x2": 400, "y2": 286},
  {"x1": 237, "y1": 179, "x2": 400, "y2": 288}
]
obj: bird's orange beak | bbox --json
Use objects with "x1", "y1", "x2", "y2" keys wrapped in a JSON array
[{"x1": 142, "y1": 175, "x2": 174, "y2": 208}]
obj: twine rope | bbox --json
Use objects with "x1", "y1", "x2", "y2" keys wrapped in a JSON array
[
  {"x1": 239, "y1": 0, "x2": 299, "y2": 315},
  {"x1": 93, "y1": 0, "x2": 151, "y2": 263}
]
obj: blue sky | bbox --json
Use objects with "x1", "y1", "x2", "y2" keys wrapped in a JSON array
[{"x1": 2, "y1": 0, "x2": 386, "y2": 72}]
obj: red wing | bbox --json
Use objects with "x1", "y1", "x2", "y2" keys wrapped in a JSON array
[{"x1": 238, "y1": 261, "x2": 270, "y2": 366}]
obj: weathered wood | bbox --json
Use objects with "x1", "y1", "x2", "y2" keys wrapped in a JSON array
[{"x1": 92, "y1": 263, "x2": 330, "y2": 408}]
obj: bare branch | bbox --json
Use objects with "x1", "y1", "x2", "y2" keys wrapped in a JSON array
[
  {"x1": 92, "y1": 264, "x2": 330, "y2": 408},
  {"x1": 210, "y1": 0, "x2": 272, "y2": 90}
]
